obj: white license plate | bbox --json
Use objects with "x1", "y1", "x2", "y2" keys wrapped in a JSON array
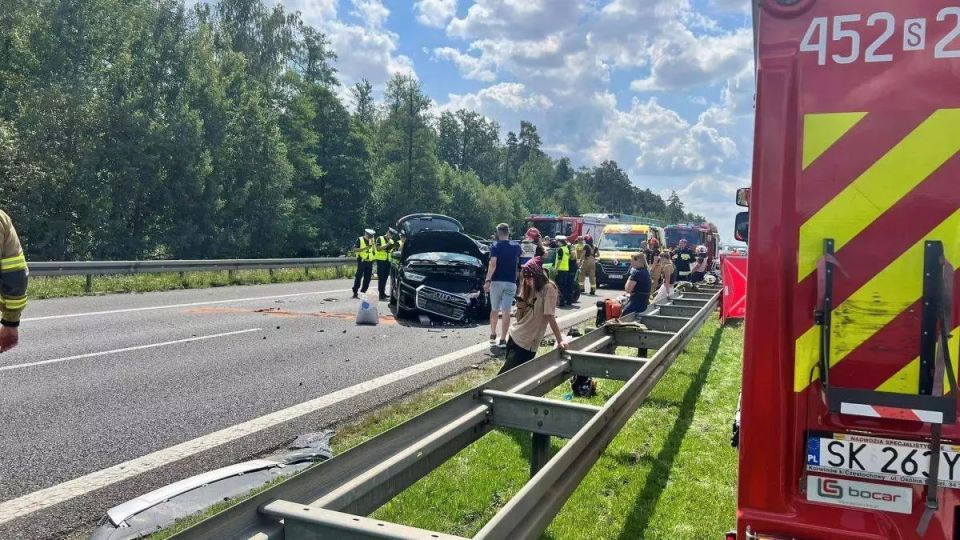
[
  {"x1": 807, "y1": 433, "x2": 960, "y2": 488},
  {"x1": 608, "y1": 274, "x2": 623, "y2": 280}
]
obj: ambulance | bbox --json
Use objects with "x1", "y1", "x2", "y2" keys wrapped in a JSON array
[{"x1": 595, "y1": 223, "x2": 664, "y2": 288}]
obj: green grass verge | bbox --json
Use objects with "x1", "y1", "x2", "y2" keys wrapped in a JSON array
[
  {"x1": 29, "y1": 266, "x2": 356, "y2": 300},
  {"x1": 371, "y1": 316, "x2": 743, "y2": 539}
]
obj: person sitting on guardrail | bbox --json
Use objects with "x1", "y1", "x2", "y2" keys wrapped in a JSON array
[
  {"x1": 650, "y1": 250, "x2": 674, "y2": 297},
  {"x1": 0, "y1": 210, "x2": 27, "y2": 352},
  {"x1": 622, "y1": 253, "x2": 651, "y2": 317},
  {"x1": 498, "y1": 258, "x2": 566, "y2": 374}
]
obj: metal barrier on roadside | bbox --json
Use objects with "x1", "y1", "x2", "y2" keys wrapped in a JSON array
[
  {"x1": 28, "y1": 258, "x2": 355, "y2": 292},
  {"x1": 172, "y1": 284, "x2": 722, "y2": 540}
]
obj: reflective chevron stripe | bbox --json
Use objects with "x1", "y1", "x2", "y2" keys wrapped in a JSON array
[{"x1": 798, "y1": 108, "x2": 960, "y2": 281}]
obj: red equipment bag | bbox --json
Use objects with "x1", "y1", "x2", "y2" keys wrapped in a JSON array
[{"x1": 604, "y1": 298, "x2": 622, "y2": 321}]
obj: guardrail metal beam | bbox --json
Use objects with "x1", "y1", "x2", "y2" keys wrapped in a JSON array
[
  {"x1": 261, "y1": 502, "x2": 469, "y2": 540},
  {"x1": 28, "y1": 257, "x2": 355, "y2": 277},
  {"x1": 483, "y1": 390, "x2": 601, "y2": 439},
  {"x1": 567, "y1": 351, "x2": 649, "y2": 381}
]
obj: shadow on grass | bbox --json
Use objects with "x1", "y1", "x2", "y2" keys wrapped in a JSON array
[{"x1": 615, "y1": 325, "x2": 724, "y2": 540}]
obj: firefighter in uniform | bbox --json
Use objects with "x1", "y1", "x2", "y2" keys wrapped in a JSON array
[
  {"x1": 374, "y1": 228, "x2": 398, "y2": 301},
  {"x1": 352, "y1": 229, "x2": 376, "y2": 299},
  {"x1": 673, "y1": 238, "x2": 695, "y2": 282},
  {"x1": 1, "y1": 210, "x2": 28, "y2": 352}
]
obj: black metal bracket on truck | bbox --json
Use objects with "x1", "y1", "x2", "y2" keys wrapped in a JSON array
[
  {"x1": 814, "y1": 238, "x2": 957, "y2": 535},
  {"x1": 172, "y1": 285, "x2": 721, "y2": 540}
]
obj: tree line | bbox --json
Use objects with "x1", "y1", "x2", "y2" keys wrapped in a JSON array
[{"x1": 0, "y1": 0, "x2": 704, "y2": 261}]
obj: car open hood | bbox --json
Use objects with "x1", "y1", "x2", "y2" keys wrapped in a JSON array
[{"x1": 402, "y1": 231, "x2": 483, "y2": 261}]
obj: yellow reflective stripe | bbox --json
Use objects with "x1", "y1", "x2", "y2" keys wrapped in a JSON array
[
  {"x1": 2, "y1": 296, "x2": 27, "y2": 309},
  {"x1": 877, "y1": 328, "x2": 960, "y2": 394},
  {"x1": 0, "y1": 253, "x2": 26, "y2": 271},
  {"x1": 803, "y1": 112, "x2": 867, "y2": 169},
  {"x1": 798, "y1": 108, "x2": 960, "y2": 281},
  {"x1": 794, "y1": 210, "x2": 960, "y2": 392}
]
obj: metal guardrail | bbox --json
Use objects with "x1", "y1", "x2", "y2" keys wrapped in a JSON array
[
  {"x1": 28, "y1": 258, "x2": 355, "y2": 291},
  {"x1": 29, "y1": 258, "x2": 354, "y2": 277},
  {"x1": 174, "y1": 285, "x2": 721, "y2": 540}
]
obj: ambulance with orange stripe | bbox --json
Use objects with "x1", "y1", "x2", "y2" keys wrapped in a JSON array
[{"x1": 735, "y1": 1, "x2": 960, "y2": 539}]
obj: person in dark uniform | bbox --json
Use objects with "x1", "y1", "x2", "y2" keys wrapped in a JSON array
[
  {"x1": 673, "y1": 238, "x2": 695, "y2": 282},
  {"x1": 622, "y1": 253, "x2": 652, "y2": 317},
  {"x1": 352, "y1": 228, "x2": 376, "y2": 299}
]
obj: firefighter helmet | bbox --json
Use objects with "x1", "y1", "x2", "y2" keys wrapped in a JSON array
[{"x1": 696, "y1": 245, "x2": 708, "y2": 255}]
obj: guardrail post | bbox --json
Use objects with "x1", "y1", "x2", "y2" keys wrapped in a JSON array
[
  {"x1": 179, "y1": 271, "x2": 185, "y2": 282},
  {"x1": 304, "y1": 266, "x2": 310, "y2": 278},
  {"x1": 85, "y1": 274, "x2": 93, "y2": 293},
  {"x1": 228, "y1": 270, "x2": 235, "y2": 283},
  {"x1": 268, "y1": 268, "x2": 275, "y2": 281},
  {"x1": 531, "y1": 433, "x2": 550, "y2": 476}
]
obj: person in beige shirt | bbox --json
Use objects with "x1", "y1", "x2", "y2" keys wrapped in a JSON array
[
  {"x1": 649, "y1": 249, "x2": 674, "y2": 295},
  {"x1": 499, "y1": 258, "x2": 566, "y2": 374}
]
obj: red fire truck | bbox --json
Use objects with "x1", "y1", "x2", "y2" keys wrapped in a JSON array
[
  {"x1": 736, "y1": 1, "x2": 960, "y2": 538},
  {"x1": 665, "y1": 222, "x2": 720, "y2": 267}
]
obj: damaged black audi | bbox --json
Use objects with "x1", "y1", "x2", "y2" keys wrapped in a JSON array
[{"x1": 390, "y1": 214, "x2": 490, "y2": 323}]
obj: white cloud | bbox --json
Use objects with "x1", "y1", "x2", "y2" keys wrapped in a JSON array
[
  {"x1": 432, "y1": 47, "x2": 496, "y2": 81},
  {"x1": 350, "y1": 0, "x2": 389, "y2": 29},
  {"x1": 445, "y1": 82, "x2": 553, "y2": 113},
  {"x1": 588, "y1": 97, "x2": 739, "y2": 178},
  {"x1": 289, "y1": 0, "x2": 415, "y2": 91},
  {"x1": 447, "y1": 0, "x2": 587, "y2": 40},
  {"x1": 630, "y1": 24, "x2": 753, "y2": 91},
  {"x1": 414, "y1": 0, "x2": 458, "y2": 28}
]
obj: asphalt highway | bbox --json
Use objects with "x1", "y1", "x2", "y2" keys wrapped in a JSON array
[{"x1": 0, "y1": 278, "x2": 612, "y2": 539}]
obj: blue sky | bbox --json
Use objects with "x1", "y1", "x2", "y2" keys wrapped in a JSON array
[{"x1": 281, "y1": 0, "x2": 755, "y2": 242}]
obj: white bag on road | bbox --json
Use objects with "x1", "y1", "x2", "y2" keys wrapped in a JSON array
[{"x1": 356, "y1": 294, "x2": 379, "y2": 325}]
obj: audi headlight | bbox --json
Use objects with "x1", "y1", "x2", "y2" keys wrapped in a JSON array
[{"x1": 405, "y1": 272, "x2": 427, "y2": 282}]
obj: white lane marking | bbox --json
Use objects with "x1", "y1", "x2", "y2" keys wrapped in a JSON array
[
  {"x1": 0, "y1": 329, "x2": 263, "y2": 373},
  {"x1": 0, "y1": 306, "x2": 595, "y2": 524},
  {"x1": 21, "y1": 289, "x2": 353, "y2": 322}
]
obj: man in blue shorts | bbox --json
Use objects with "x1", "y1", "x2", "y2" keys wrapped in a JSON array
[{"x1": 484, "y1": 223, "x2": 522, "y2": 348}]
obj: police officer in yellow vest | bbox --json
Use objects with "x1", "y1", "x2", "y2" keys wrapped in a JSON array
[
  {"x1": 555, "y1": 236, "x2": 573, "y2": 307},
  {"x1": 352, "y1": 229, "x2": 376, "y2": 299},
  {"x1": 374, "y1": 228, "x2": 398, "y2": 301}
]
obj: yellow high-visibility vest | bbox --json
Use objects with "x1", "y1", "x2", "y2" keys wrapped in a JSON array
[
  {"x1": 557, "y1": 245, "x2": 571, "y2": 272},
  {"x1": 374, "y1": 236, "x2": 391, "y2": 261},
  {"x1": 358, "y1": 237, "x2": 374, "y2": 262}
]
